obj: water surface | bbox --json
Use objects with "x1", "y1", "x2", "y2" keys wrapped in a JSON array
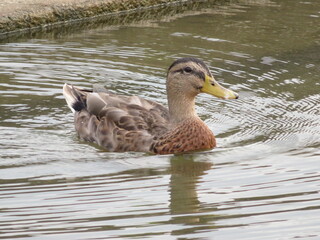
[{"x1": 1, "y1": 0, "x2": 320, "y2": 239}]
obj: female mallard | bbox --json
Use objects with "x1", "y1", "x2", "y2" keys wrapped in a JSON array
[{"x1": 63, "y1": 57, "x2": 238, "y2": 154}]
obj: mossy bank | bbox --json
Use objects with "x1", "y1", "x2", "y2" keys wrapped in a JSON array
[{"x1": 0, "y1": 0, "x2": 236, "y2": 40}]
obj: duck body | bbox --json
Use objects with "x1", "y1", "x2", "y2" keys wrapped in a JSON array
[{"x1": 63, "y1": 57, "x2": 238, "y2": 154}]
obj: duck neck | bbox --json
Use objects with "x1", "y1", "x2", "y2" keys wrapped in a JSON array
[{"x1": 167, "y1": 90, "x2": 198, "y2": 125}]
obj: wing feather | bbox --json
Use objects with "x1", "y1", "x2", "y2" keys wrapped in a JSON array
[{"x1": 64, "y1": 84, "x2": 169, "y2": 152}]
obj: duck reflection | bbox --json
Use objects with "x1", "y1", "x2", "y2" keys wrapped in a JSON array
[{"x1": 168, "y1": 154, "x2": 212, "y2": 225}]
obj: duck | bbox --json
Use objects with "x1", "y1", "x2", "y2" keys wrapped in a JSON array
[{"x1": 63, "y1": 57, "x2": 238, "y2": 154}]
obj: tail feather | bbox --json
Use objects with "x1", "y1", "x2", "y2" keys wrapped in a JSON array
[{"x1": 63, "y1": 83, "x2": 87, "y2": 113}]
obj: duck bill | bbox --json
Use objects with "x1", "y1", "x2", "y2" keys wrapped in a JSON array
[{"x1": 201, "y1": 75, "x2": 238, "y2": 99}]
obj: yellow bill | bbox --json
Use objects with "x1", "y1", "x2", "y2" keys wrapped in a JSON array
[{"x1": 201, "y1": 75, "x2": 238, "y2": 99}]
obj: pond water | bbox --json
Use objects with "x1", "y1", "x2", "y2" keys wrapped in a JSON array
[{"x1": 1, "y1": 0, "x2": 320, "y2": 239}]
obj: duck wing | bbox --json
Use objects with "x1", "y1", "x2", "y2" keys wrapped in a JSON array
[{"x1": 63, "y1": 84, "x2": 169, "y2": 152}]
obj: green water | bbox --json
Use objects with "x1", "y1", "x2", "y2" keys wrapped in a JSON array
[{"x1": 1, "y1": 0, "x2": 320, "y2": 239}]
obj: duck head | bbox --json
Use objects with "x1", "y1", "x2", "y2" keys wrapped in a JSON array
[
  {"x1": 166, "y1": 57, "x2": 238, "y2": 124},
  {"x1": 167, "y1": 57, "x2": 238, "y2": 100}
]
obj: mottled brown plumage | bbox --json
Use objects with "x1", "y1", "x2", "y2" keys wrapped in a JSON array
[
  {"x1": 151, "y1": 117, "x2": 216, "y2": 154},
  {"x1": 63, "y1": 57, "x2": 238, "y2": 154}
]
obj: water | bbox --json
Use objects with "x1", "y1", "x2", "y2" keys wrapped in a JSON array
[{"x1": 1, "y1": 0, "x2": 320, "y2": 239}]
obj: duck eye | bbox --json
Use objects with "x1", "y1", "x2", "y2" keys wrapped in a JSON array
[{"x1": 183, "y1": 67, "x2": 192, "y2": 73}]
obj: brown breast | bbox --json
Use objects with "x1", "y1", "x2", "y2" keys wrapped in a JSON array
[{"x1": 151, "y1": 117, "x2": 216, "y2": 154}]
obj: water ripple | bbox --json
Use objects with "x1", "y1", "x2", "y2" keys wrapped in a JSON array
[{"x1": 1, "y1": 0, "x2": 320, "y2": 239}]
